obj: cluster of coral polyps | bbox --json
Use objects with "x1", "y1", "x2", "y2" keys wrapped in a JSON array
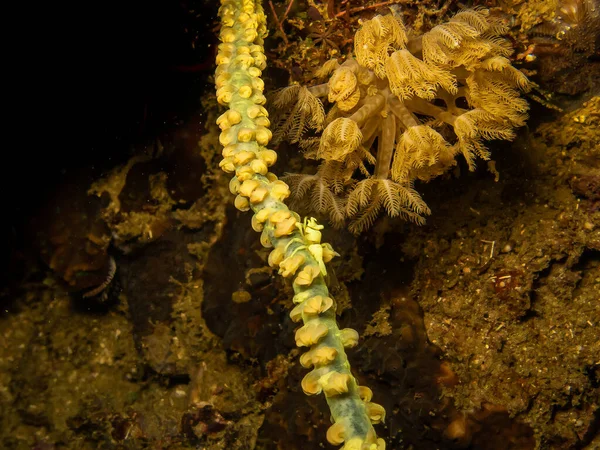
[
  {"x1": 215, "y1": 0, "x2": 385, "y2": 448},
  {"x1": 273, "y1": 8, "x2": 532, "y2": 233}
]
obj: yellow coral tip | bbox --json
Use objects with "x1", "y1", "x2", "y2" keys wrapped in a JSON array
[
  {"x1": 234, "y1": 195, "x2": 250, "y2": 212},
  {"x1": 293, "y1": 265, "x2": 320, "y2": 286},
  {"x1": 274, "y1": 216, "x2": 297, "y2": 238},
  {"x1": 260, "y1": 228, "x2": 273, "y2": 248},
  {"x1": 295, "y1": 321, "x2": 328, "y2": 347},
  {"x1": 311, "y1": 346, "x2": 338, "y2": 365},
  {"x1": 290, "y1": 304, "x2": 303, "y2": 323},
  {"x1": 236, "y1": 165, "x2": 255, "y2": 181},
  {"x1": 239, "y1": 85, "x2": 253, "y2": 98},
  {"x1": 229, "y1": 177, "x2": 241, "y2": 194},
  {"x1": 250, "y1": 159, "x2": 268, "y2": 175},
  {"x1": 326, "y1": 422, "x2": 347, "y2": 445},
  {"x1": 301, "y1": 369, "x2": 323, "y2": 395},
  {"x1": 250, "y1": 186, "x2": 268, "y2": 204},
  {"x1": 234, "y1": 150, "x2": 256, "y2": 166},
  {"x1": 340, "y1": 328, "x2": 359, "y2": 348},
  {"x1": 366, "y1": 402, "x2": 386, "y2": 424},
  {"x1": 255, "y1": 127, "x2": 272, "y2": 145},
  {"x1": 239, "y1": 179, "x2": 260, "y2": 197},
  {"x1": 278, "y1": 253, "x2": 305, "y2": 277},
  {"x1": 219, "y1": 157, "x2": 235, "y2": 173},
  {"x1": 237, "y1": 128, "x2": 255, "y2": 143},
  {"x1": 303, "y1": 295, "x2": 334, "y2": 315},
  {"x1": 268, "y1": 246, "x2": 285, "y2": 268},
  {"x1": 358, "y1": 385, "x2": 373, "y2": 402},
  {"x1": 270, "y1": 180, "x2": 291, "y2": 201},
  {"x1": 321, "y1": 372, "x2": 350, "y2": 397},
  {"x1": 251, "y1": 214, "x2": 264, "y2": 232},
  {"x1": 269, "y1": 210, "x2": 291, "y2": 223},
  {"x1": 259, "y1": 149, "x2": 277, "y2": 166}
]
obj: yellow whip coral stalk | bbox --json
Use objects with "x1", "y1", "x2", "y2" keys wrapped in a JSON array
[{"x1": 215, "y1": 0, "x2": 385, "y2": 448}]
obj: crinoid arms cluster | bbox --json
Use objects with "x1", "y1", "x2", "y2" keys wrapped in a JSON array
[{"x1": 273, "y1": 7, "x2": 532, "y2": 233}]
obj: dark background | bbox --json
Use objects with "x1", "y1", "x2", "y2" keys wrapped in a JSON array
[{"x1": 2, "y1": 0, "x2": 218, "y2": 291}]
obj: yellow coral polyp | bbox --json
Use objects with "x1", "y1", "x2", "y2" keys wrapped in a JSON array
[
  {"x1": 215, "y1": 73, "x2": 231, "y2": 89},
  {"x1": 251, "y1": 214, "x2": 264, "y2": 232},
  {"x1": 219, "y1": 157, "x2": 235, "y2": 173},
  {"x1": 337, "y1": 89, "x2": 361, "y2": 112},
  {"x1": 248, "y1": 66, "x2": 262, "y2": 77},
  {"x1": 255, "y1": 207, "x2": 274, "y2": 223},
  {"x1": 234, "y1": 194, "x2": 250, "y2": 212},
  {"x1": 252, "y1": 54, "x2": 267, "y2": 69},
  {"x1": 259, "y1": 227, "x2": 273, "y2": 248},
  {"x1": 259, "y1": 149, "x2": 277, "y2": 166},
  {"x1": 229, "y1": 177, "x2": 241, "y2": 194},
  {"x1": 295, "y1": 321, "x2": 329, "y2": 347},
  {"x1": 278, "y1": 253, "x2": 305, "y2": 277},
  {"x1": 318, "y1": 118, "x2": 363, "y2": 161},
  {"x1": 269, "y1": 210, "x2": 291, "y2": 223},
  {"x1": 327, "y1": 421, "x2": 347, "y2": 446},
  {"x1": 340, "y1": 328, "x2": 359, "y2": 348},
  {"x1": 358, "y1": 386, "x2": 373, "y2": 402},
  {"x1": 215, "y1": 53, "x2": 231, "y2": 66},
  {"x1": 249, "y1": 186, "x2": 268, "y2": 204},
  {"x1": 221, "y1": 15, "x2": 235, "y2": 27},
  {"x1": 321, "y1": 371, "x2": 351, "y2": 397},
  {"x1": 250, "y1": 159, "x2": 269, "y2": 175},
  {"x1": 239, "y1": 179, "x2": 260, "y2": 197},
  {"x1": 254, "y1": 116, "x2": 270, "y2": 127},
  {"x1": 328, "y1": 67, "x2": 359, "y2": 103},
  {"x1": 222, "y1": 144, "x2": 237, "y2": 157},
  {"x1": 303, "y1": 295, "x2": 334, "y2": 315},
  {"x1": 236, "y1": 165, "x2": 255, "y2": 181},
  {"x1": 289, "y1": 304, "x2": 303, "y2": 323},
  {"x1": 217, "y1": 109, "x2": 242, "y2": 129},
  {"x1": 255, "y1": 127, "x2": 272, "y2": 145},
  {"x1": 294, "y1": 265, "x2": 320, "y2": 286},
  {"x1": 235, "y1": 54, "x2": 255, "y2": 67},
  {"x1": 238, "y1": 84, "x2": 254, "y2": 98},
  {"x1": 247, "y1": 104, "x2": 268, "y2": 118},
  {"x1": 300, "y1": 346, "x2": 338, "y2": 367},
  {"x1": 270, "y1": 180, "x2": 290, "y2": 201},
  {"x1": 243, "y1": 29, "x2": 258, "y2": 42},
  {"x1": 267, "y1": 245, "x2": 286, "y2": 268},
  {"x1": 322, "y1": 243, "x2": 340, "y2": 262},
  {"x1": 220, "y1": 28, "x2": 236, "y2": 43},
  {"x1": 301, "y1": 368, "x2": 325, "y2": 395},
  {"x1": 219, "y1": 128, "x2": 236, "y2": 146},
  {"x1": 251, "y1": 76, "x2": 265, "y2": 91},
  {"x1": 273, "y1": 216, "x2": 296, "y2": 237},
  {"x1": 237, "y1": 128, "x2": 255, "y2": 142},
  {"x1": 251, "y1": 92, "x2": 267, "y2": 104},
  {"x1": 233, "y1": 150, "x2": 256, "y2": 166},
  {"x1": 366, "y1": 402, "x2": 386, "y2": 424},
  {"x1": 290, "y1": 295, "x2": 333, "y2": 323}
]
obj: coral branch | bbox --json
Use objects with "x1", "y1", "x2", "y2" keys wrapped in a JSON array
[{"x1": 215, "y1": 1, "x2": 385, "y2": 448}]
